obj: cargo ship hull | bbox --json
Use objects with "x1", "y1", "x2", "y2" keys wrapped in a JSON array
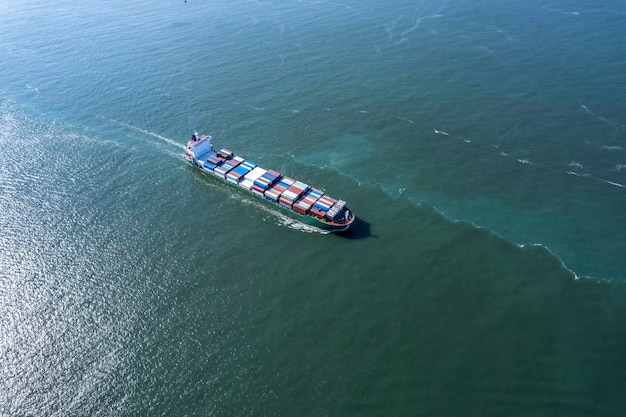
[{"x1": 184, "y1": 134, "x2": 354, "y2": 231}]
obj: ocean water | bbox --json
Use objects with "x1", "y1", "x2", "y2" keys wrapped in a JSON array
[{"x1": 1, "y1": 0, "x2": 626, "y2": 415}]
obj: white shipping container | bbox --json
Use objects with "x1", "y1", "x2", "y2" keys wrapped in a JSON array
[
  {"x1": 281, "y1": 190, "x2": 298, "y2": 200},
  {"x1": 244, "y1": 167, "x2": 266, "y2": 182},
  {"x1": 239, "y1": 179, "x2": 254, "y2": 190},
  {"x1": 214, "y1": 166, "x2": 230, "y2": 178},
  {"x1": 242, "y1": 161, "x2": 256, "y2": 170},
  {"x1": 295, "y1": 200, "x2": 312, "y2": 209},
  {"x1": 265, "y1": 188, "x2": 281, "y2": 198},
  {"x1": 251, "y1": 188, "x2": 265, "y2": 197}
]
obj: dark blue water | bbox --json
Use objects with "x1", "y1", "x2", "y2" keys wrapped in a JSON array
[{"x1": 2, "y1": 0, "x2": 626, "y2": 415}]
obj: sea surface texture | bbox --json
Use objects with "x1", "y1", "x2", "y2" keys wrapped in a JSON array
[{"x1": 2, "y1": 0, "x2": 626, "y2": 415}]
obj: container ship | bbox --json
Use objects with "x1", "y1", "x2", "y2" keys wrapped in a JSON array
[{"x1": 184, "y1": 133, "x2": 355, "y2": 231}]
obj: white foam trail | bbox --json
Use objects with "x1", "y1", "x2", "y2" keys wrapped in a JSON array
[
  {"x1": 565, "y1": 171, "x2": 589, "y2": 177},
  {"x1": 430, "y1": 203, "x2": 584, "y2": 281},
  {"x1": 279, "y1": 216, "x2": 331, "y2": 234},
  {"x1": 400, "y1": 13, "x2": 444, "y2": 38},
  {"x1": 360, "y1": 110, "x2": 369, "y2": 114},
  {"x1": 239, "y1": 197, "x2": 330, "y2": 234},
  {"x1": 433, "y1": 129, "x2": 449, "y2": 136},
  {"x1": 196, "y1": 177, "x2": 330, "y2": 234},
  {"x1": 616, "y1": 164, "x2": 626, "y2": 171},
  {"x1": 110, "y1": 119, "x2": 185, "y2": 150},
  {"x1": 517, "y1": 158, "x2": 532, "y2": 165},
  {"x1": 602, "y1": 179, "x2": 624, "y2": 188},
  {"x1": 580, "y1": 104, "x2": 625, "y2": 129},
  {"x1": 547, "y1": 7, "x2": 581, "y2": 16},
  {"x1": 164, "y1": 150, "x2": 182, "y2": 160},
  {"x1": 569, "y1": 161, "x2": 583, "y2": 169},
  {"x1": 494, "y1": 26, "x2": 508, "y2": 37},
  {"x1": 602, "y1": 145, "x2": 623, "y2": 151},
  {"x1": 565, "y1": 170, "x2": 624, "y2": 189},
  {"x1": 519, "y1": 243, "x2": 581, "y2": 280},
  {"x1": 395, "y1": 116, "x2": 414, "y2": 124},
  {"x1": 394, "y1": 37, "x2": 408, "y2": 45},
  {"x1": 401, "y1": 16, "x2": 423, "y2": 37}
]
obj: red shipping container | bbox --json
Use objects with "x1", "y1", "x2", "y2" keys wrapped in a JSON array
[
  {"x1": 293, "y1": 205, "x2": 308, "y2": 215},
  {"x1": 310, "y1": 207, "x2": 326, "y2": 218},
  {"x1": 286, "y1": 184, "x2": 304, "y2": 194},
  {"x1": 251, "y1": 184, "x2": 266, "y2": 194},
  {"x1": 279, "y1": 197, "x2": 293, "y2": 208}
]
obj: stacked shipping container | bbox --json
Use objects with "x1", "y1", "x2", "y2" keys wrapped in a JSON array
[
  {"x1": 251, "y1": 170, "x2": 281, "y2": 195},
  {"x1": 292, "y1": 188, "x2": 323, "y2": 215},
  {"x1": 239, "y1": 167, "x2": 266, "y2": 191},
  {"x1": 214, "y1": 156, "x2": 243, "y2": 179},
  {"x1": 279, "y1": 180, "x2": 309, "y2": 208},
  {"x1": 188, "y1": 137, "x2": 351, "y2": 227},
  {"x1": 264, "y1": 178, "x2": 295, "y2": 203},
  {"x1": 325, "y1": 200, "x2": 347, "y2": 221},
  {"x1": 217, "y1": 148, "x2": 234, "y2": 159},
  {"x1": 309, "y1": 195, "x2": 336, "y2": 218},
  {"x1": 226, "y1": 160, "x2": 256, "y2": 184}
]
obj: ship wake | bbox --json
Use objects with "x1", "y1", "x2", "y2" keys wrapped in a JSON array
[
  {"x1": 238, "y1": 196, "x2": 331, "y2": 234},
  {"x1": 109, "y1": 119, "x2": 185, "y2": 150}
]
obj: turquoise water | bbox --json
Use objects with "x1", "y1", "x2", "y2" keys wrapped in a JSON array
[{"x1": 2, "y1": 0, "x2": 626, "y2": 415}]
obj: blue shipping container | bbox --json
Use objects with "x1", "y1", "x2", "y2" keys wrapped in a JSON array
[
  {"x1": 233, "y1": 166, "x2": 250, "y2": 176},
  {"x1": 314, "y1": 202, "x2": 330, "y2": 211},
  {"x1": 254, "y1": 180, "x2": 270, "y2": 189}
]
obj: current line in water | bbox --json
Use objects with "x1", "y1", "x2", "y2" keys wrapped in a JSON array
[{"x1": 110, "y1": 119, "x2": 185, "y2": 150}]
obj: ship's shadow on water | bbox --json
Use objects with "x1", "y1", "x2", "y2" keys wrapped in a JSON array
[{"x1": 336, "y1": 217, "x2": 375, "y2": 239}]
